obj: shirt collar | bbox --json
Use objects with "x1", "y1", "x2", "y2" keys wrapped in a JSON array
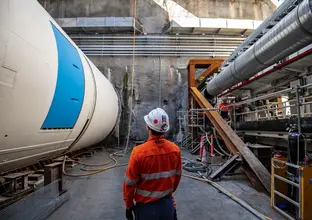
[{"x1": 148, "y1": 135, "x2": 164, "y2": 141}]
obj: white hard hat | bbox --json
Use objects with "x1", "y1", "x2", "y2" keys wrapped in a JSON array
[{"x1": 144, "y1": 108, "x2": 170, "y2": 133}]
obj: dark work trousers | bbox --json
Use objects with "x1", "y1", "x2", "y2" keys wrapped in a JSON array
[
  {"x1": 135, "y1": 195, "x2": 174, "y2": 220},
  {"x1": 220, "y1": 111, "x2": 229, "y2": 120}
]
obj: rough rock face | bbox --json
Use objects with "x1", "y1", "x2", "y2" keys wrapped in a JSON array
[{"x1": 90, "y1": 56, "x2": 189, "y2": 143}]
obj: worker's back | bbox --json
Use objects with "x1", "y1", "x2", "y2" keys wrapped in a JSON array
[
  {"x1": 132, "y1": 136, "x2": 181, "y2": 203},
  {"x1": 123, "y1": 136, "x2": 182, "y2": 219},
  {"x1": 123, "y1": 107, "x2": 181, "y2": 220}
]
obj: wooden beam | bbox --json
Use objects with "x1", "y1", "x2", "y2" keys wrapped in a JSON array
[
  {"x1": 190, "y1": 88, "x2": 238, "y2": 154},
  {"x1": 210, "y1": 154, "x2": 241, "y2": 180},
  {"x1": 196, "y1": 60, "x2": 223, "y2": 83},
  {"x1": 242, "y1": 164, "x2": 266, "y2": 192},
  {"x1": 188, "y1": 64, "x2": 196, "y2": 87},
  {"x1": 188, "y1": 59, "x2": 223, "y2": 65},
  {"x1": 190, "y1": 87, "x2": 271, "y2": 192}
]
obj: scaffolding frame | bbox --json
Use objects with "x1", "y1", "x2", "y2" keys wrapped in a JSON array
[
  {"x1": 187, "y1": 59, "x2": 271, "y2": 192},
  {"x1": 178, "y1": 110, "x2": 206, "y2": 150}
]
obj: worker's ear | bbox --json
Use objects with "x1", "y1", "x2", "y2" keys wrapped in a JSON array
[{"x1": 146, "y1": 124, "x2": 150, "y2": 132}]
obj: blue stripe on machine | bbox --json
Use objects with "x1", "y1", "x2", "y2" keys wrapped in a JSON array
[{"x1": 42, "y1": 23, "x2": 85, "y2": 129}]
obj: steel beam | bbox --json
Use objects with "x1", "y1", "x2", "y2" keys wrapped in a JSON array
[{"x1": 209, "y1": 154, "x2": 241, "y2": 180}]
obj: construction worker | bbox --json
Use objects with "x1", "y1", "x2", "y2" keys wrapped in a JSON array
[
  {"x1": 218, "y1": 99, "x2": 229, "y2": 120},
  {"x1": 123, "y1": 108, "x2": 182, "y2": 220}
]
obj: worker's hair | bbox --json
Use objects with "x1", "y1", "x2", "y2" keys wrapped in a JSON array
[{"x1": 150, "y1": 129, "x2": 165, "y2": 136}]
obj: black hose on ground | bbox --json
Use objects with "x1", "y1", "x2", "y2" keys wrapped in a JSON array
[{"x1": 182, "y1": 157, "x2": 212, "y2": 177}]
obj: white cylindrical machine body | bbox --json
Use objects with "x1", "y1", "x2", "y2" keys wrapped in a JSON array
[{"x1": 0, "y1": 0, "x2": 119, "y2": 173}]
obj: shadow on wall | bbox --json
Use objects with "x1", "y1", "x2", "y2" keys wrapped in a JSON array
[
  {"x1": 134, "y1": 0, "x2": 170, "y2": 33},
  {"x1": 150, "y1": 0, "x2": 276, "y2": 20},
  {"x1": 38, "y1": 0, "x2": 170, "y2": 20},
  {"x1": 38, "y1": 0, "x2": 171, "y2": 33},
  {"x1": 39, "y1": 0, "x2": 131, "y2": 17}
]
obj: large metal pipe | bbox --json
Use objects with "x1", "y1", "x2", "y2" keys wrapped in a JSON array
[
  {"x1": 206, "y1": 0, "x2": 312, "y2": 97},
  {"x1": 224, "y1": 0, "x2": 303, "y2": 66}
]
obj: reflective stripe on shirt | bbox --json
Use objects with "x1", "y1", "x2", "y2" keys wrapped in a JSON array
[
  {"x1": 136, "y1": 188, "x2": 173, "y2": 198},
  {"x1": 141, "y1": 169, "x2": 181, "y2": 180},
  {"x1": 175, "y1": 170, "x2": 182, "y2": 175},
  {"x1": 124, "y1": 176, "x2": 138, "y2": 186}
]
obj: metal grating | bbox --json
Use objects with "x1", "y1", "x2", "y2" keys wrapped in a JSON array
[{"x1": 0, "y1": 181, "x2": 69, "y2": 220}]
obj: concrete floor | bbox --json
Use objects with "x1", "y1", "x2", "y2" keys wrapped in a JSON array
[{"x1": 47, "y1": 149, "x2": 283, "y2": 220}]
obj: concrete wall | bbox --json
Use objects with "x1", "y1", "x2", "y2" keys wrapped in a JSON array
[
  {"x1": 90, "y1": 56, "x2": 191, "y2": 143},
  {"x1": 151, "y1": 0, "x2": 275, "y2": 20},
  {"x1": 39, "y1": 0, "x2": 275, "y2": 19},
  {"x1": 39, "y1": 0, "x2": 131, "y2": 17},
  {"x1": 39, "y1": 0, "x2": 276, "y2": 32}
]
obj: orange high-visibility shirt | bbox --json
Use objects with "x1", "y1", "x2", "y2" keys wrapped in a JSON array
[
  {"x1": 218, "y1": 103, "x2": 229, "y2": 112},
  {"x1": 123, "y1": 136, "x2": 182, "y2": 208}
]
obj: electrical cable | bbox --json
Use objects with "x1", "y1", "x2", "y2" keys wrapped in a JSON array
[
  {"x1": 212, "y1": 128, "x2": 231, "y2": 156},
  {"x1": 182, "y1": 173, "x2": 272, "y2": 220},
  {"x1": 75, "y1": 158, "x2": 113, "y2": 167},
  {"x1": 272, "y1": 160, "x2": 287, "y2": 169},
  {"x1": 205, "y1": 133, "x2": 225, "y2": 156},
  {"x1": 270, "y1": 151, "x2": 288, "y2": 169},
  {"x1": 182, "y1": 157, "x2": 212, "y2": 177},
  {"x1": 158, "y1": 56, "x2": 161, "y2": 106},
  {"x1": 123, "y1": 0, "x2": 137, "y2": 155},
  {"x1": 62, "y1": 155, "x2": 128, "y2": 177}
]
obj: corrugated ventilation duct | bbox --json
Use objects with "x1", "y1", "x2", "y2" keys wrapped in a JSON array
[{"x1": 206, "y1": 0, "x2": 312, "y2": 97}]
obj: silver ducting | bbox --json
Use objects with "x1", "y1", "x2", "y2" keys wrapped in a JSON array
[
  {"x1": 206, "y1": 0, "x2": 312, "y2": 97},
  {"x1": 223, "y1": 0, "x2": 303, "y2": 68}
]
